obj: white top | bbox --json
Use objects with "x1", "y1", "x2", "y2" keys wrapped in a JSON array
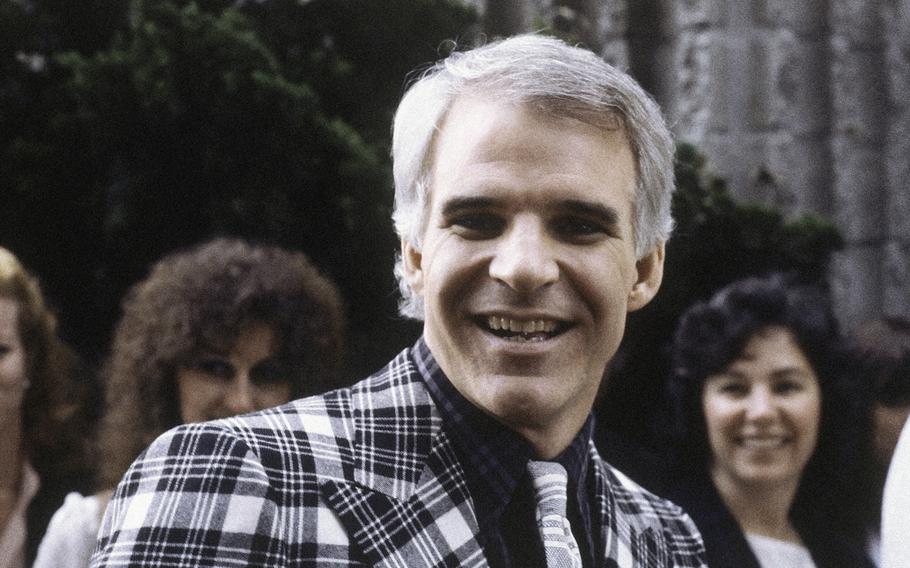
[
  {"x1": 882, "y1": 418, "x2": 910, "y2": 568},
  {"x1": 32, "y1": 492, "x2": 103, "y2": 568},
  {"x1": 866, "y1": 528, "x2": 881, "y2": 568},
  {"x1": 746, "y1": 532, "x2": 816, "y2": 568},
  {"x1": 0, "y1": 463, "x2": 39, "y2": 568}
]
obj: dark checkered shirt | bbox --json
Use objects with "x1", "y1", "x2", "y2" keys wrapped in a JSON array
[
  {"x1": 91, "y1": 342, "x2": 707, "y2": 567},
  {"x1": 414, "y1": 337, "x2": 597, "y2": 567}
]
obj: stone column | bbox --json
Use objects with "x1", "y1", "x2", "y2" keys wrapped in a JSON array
[
  {"x1": 626, "y1": 0, "x2": 674, "y2": 104},
  {"x1": 669, "y1": 0, "x2": 832, "y2": 217},
  {"x1": 881, "y1": 0, "x2": 910, "y2": 317},
  {"x1": 547, "y1": 0, "x2": 629, "y2": 67},
  {"x1": 590, "y1": 0, "x2": 629, "y2": 68},
  {"x1": 667, "y1": 0, "x2": 722, "y2": 149},
  {"x1": 754, "y1": 0, "x2": 831, "y2": 217},
  {"x1": 828, "y1": 0, "x2": 888, "y2": 326}
]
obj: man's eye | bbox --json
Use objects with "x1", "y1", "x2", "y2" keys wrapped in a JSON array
[
  {"x1": 190, "y1": 357, "x2": 235, "y2": 380},
  {"x1": 449, "y1": 214, "x2": 504, "y2": 237},
  {"x1": 553, "y1": 217, "x2": 611, "y2": 241}
]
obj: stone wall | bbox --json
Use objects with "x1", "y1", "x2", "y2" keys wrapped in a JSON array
[{"x1": 471, "y1": 0, "x2": 909, "y2": 328}]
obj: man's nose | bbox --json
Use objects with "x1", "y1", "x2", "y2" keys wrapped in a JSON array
[{"x1": 488, "y1": 219, "x2": 559, "y2": 292}]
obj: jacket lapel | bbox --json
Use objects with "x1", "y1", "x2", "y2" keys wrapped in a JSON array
[
  {"x1": 592, "y1": 444, "x2": 672, "y2": 566},
  {"x1": 319, "y1": 359, "x2": 488, "y2": 567}
]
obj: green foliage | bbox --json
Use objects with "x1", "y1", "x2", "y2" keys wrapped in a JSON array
[
  {"x1": 1, "y1": 0, "x2": 477, "y2": 374},
  {"x1": 51, "y1": 2, "x2": 392, "y2": 351},
  {"x1": 237, "y1": 0, "x2": 478, "y2": 145},
  {"x1": 656, "y1": 143, "x2": 843, "y2": 318},
  {"x1": 1, "y1": 2, "x2": 119, "y2": 351},
  {"x1": 597, "y1": 142, "x2": 844, "y2": 444}
]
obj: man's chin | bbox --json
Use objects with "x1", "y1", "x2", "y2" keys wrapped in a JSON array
[{"x1": 481, "y1": 382, "x2": 562, "y2": 426}]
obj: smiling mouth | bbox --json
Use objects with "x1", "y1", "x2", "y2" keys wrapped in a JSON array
[
  {"x1": 482, "y1": 316, "x2": 566, "y2": 342},
  {"x1": 737, "y1": 437, "x2": 788, "y2": 450}
]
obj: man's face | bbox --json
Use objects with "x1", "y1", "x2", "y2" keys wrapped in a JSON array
[{"x1": 402, "y1": 96, "x2": 663, "y2": 454}]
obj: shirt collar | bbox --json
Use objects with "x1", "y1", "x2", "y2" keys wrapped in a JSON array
[{"x1": 411, "y1": 336, "x2": 595, "y2": 529}]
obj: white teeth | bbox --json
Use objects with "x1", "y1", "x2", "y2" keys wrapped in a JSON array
[{"x1": 486, "y1": 317, "x2": 557, "y2": 334}]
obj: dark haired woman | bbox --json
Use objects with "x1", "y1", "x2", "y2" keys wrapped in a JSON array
[{"x1": 664, "y1": 273, "x2": 873, "y2": 568}]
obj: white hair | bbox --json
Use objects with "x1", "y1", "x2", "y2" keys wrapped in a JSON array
[{"x1": 392, "y1": 34, "x2": 675, "y2": 319}]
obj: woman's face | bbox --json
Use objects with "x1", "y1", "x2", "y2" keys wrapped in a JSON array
[
  {"x1": 0, "y1": 298, "x2": 27, "y2": 412},
  {"x1": 176, "y1": 321, "x2": 293, "y2": 423},
  {"x1": 702, "y1": 326, "x2": 822, "y2": 491}
]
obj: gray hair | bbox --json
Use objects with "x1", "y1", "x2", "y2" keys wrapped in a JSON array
[{"x1": 392, "y1": 34, "x2": 675, "y2": 319}]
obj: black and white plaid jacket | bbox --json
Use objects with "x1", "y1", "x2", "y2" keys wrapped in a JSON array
[{"x1": 91, "y1": 347, "x2": 706, "y2": 567}]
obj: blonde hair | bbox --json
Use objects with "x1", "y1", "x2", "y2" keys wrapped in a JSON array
[{"x1": 0, "y1": 246, "x2": 88, "y2": 475}]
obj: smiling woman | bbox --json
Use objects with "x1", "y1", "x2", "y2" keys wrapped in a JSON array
[
  {"x1": 32, "y1": 238, "x2": 347, "y2": 568},
  {"x1": 702, "y1": 327, "x2": 822, "y2": 496},
  {"x1": 663, "y1": 273, "x2": 873, "y2": 568}
]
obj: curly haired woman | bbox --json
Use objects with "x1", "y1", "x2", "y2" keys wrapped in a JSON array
[{"x1": 34, "y1": 238, "x2": 347, "y2": 568}]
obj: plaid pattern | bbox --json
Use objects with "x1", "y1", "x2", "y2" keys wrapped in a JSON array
[
  {"x1": 416, "y1": 337, "x2": 595, "y2": 566},
  {"x1": 92, "y1": 343, "x2": 706, "y2": 567}
]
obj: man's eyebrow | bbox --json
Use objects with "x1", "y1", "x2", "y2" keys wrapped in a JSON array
[
  {"x1": 561, "y1": 200, "x2": 620, "y2": 226},
  {"x1": 440, "y1": 196, "x2": 499, "y2": 216},
  {"x1": 441, "y1": 197, "x2": 622, "y2": 224}
]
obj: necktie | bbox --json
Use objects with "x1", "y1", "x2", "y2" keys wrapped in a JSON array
[{"x1": 527, "y1": 460, "x2": 584, "y2": 568}]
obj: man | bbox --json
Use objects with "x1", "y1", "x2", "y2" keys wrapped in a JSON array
[{"x1": 92, "y1": 34, "x2": 706, "y2": 567}]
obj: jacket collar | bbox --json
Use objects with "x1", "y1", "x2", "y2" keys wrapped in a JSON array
[{"x1": 319, "y1": 345, "x2": 489, "y2": 567}]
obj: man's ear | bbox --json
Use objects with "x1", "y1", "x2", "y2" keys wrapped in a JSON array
[
  {"x1": 401, "y1": 239, "x2": 424, "y2": 295},
  {"x1": 628, "y1": 241, "x2": 665, "y2": 312}
]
